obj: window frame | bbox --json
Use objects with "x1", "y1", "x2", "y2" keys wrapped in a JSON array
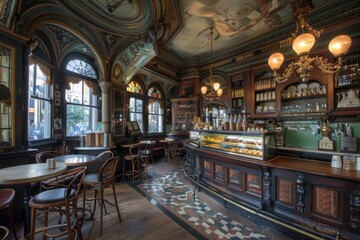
[
  {"x1": 63, "y1": 56, "x2": 99, "y2": 137},
  {"x1": 147, "y1": 86, "x2": 164, "y2": 134},
  {"x1": 28, "y1": 59, "x2": 52, "y2": 142}
]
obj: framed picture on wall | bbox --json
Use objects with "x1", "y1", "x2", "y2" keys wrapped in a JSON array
[
  {"x1": 126, "y1": 121, "x2": 133, "y2": 131},
  {"x1": 133, "y1": 121, "x2": 139, "y2": 131},
  {"x1": 55, "y1": 98, "x2": 61, "y2": 106},
  {"x1": 55, "y1": 90, "x2": 61, "y2": 99},
  {"x1": 54, "y1": 118, "x2": 62, "y2": 129}
]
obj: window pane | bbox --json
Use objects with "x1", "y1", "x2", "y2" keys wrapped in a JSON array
[
  {"x1": 66, "y1": 59, "x2": 97, "y2": 79},
  {"x1": 135, "y1": 99, "x2": 142, "y2": 112},
  {"x1": 66, "y1": 105, "x2": 98, "y2": 136},
  {"x1": 35, "y1": 65, "x2": 50, "y2": 99},
  {"x1": 148, "y1": 115, "x2": 163, "y2": 133},
  {"x1": 28, "y1": 64, "x2": 35, "y2": 95},
  {"x1": 28, "y1": 99, "x2": 51, "y2": 140},
  {"x1": 66, "y1": 81, "x2": 82, "y2": 103}
]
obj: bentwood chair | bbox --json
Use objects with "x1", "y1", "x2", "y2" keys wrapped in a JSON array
[
  {"x1": 123, "y1": 144, "x2": 142, "y2": 182},
  {"x1": 35, "y1": 150, "x2": 63, "y2": 163},
  {"x1": 29, "y1": 166, "x2": 87, "y2": 240},
  {"x1": 35, "y1": 150, "x2": 64, "y2": 191},
  {"x1": 0, "y1": 189, "x2": 18, "y2": 240},
  {"x1": 140, "y1": 142, "x2": 155, "y2": 174},
  {"x1": 82, "y1": 157, "x2": 121, "y2": 235},
  {"x1": 0, "y1": 226, "x2": 9, "y2": 240}
]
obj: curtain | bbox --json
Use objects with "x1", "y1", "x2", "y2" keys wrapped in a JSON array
[
  {"x1": 29, "y1": 58, "x2": 52, "y2": 85},
  {"x1": 65, "y1": 75, "x2": 98, "y2": 96}
]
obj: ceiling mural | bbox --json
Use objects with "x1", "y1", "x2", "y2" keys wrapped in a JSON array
[
  {"x1": 112, "y1": 40, "x2": 156, "y2": 85},
  {"x1": 166, "y1": 0, "x2": 329, "y2": 58}
]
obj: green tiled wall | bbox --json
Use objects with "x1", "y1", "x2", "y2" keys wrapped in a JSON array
[{"x1": 284, "y1": 122, "x2": 360, "y2": 152}]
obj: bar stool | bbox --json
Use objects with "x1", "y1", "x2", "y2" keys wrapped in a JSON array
[
  {"x1": 82, "y1": 157, "x2": 121, "y2": 235},
  {"x1": 29, "y1": 166, "x2": 86, "y2": 240},
  {"x1": 123, "y1": 144, "x2": 141, "y2": 182},
  {"x1": 140, "y1": 143, "x2": 154, "y2": 174},
  {"x1": 0, "y1": 189, "x2": 18, "y2": 240}
]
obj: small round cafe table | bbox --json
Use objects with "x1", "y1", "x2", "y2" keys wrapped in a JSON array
[{"x1": 52, "y1": 154, "x2": 98, "y2": 167}]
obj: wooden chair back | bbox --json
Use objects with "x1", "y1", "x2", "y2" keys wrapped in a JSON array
[
  {"x1": 95, "y1": 150, "x2": 114, "y2": 172},
  {"x1": 35, "y1": 150, "x2": 62, "y2": 163},
  {"x1": 100, "y1": 157, "x2": 118, "y2": 187}
]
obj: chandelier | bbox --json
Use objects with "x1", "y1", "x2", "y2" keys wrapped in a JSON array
[
  {"x1": 201, "y1": 27, "x2": 223, "y2": 101},
  {"x1": 268, "y1": 0, "x2": 352, "y2": 83}
]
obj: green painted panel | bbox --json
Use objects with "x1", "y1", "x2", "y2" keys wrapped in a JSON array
[{"x1": 283, "y1": 122, "x2": 360, "y2": 153}]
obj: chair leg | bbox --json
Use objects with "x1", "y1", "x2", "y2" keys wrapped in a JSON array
[
  {"x1": 8, "y1": 204, "x2": 18, "y2": 240},
  {"x1": 30, "y1": 208, "x2": 36, "y2": 240},
  {"x1": 122, "y1": 160, "x2": 126, "y2": 182},
  {"x1": 112, "y1": 182, "x2": 122, "y2": 222},
  {"x1": 65, "y1": 203, "x2": 73, "y2": 240},
  {"x1": 81, "y1": 185, "x2": 87, "y2": 226},
  {"x1": 71, "y1": 200, "x2": 83, "y2": 240},
  {"x1": 100, "y1": 188, "x2": 104, "y2": 236}
]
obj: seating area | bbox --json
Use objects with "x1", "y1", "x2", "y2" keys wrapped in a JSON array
[{"x1": 0, "y1": 142, "x2": 188, "y2": 239}]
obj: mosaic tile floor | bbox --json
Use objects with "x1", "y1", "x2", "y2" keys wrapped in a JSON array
[{"x1": 134, "y1": 165, "x2": 293, "y2": 240}]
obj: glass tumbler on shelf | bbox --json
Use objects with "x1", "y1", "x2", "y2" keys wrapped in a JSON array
[{"x1": 343, "y1": 154, "x2": 355, "y2": 170}]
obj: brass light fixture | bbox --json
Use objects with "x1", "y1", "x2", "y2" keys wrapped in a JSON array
[
  {"x1": 201, "y1": 27, "x2": 224, "y2": 101},
  {"x1": 268, "y1": 0, "x2": 352, "y2": 83}
]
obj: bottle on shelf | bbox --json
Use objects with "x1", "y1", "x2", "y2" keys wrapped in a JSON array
[{"x1": 236, "y1": 114, "x2": 242, "y2": 131}]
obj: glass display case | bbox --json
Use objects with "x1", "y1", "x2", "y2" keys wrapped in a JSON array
[{"x1": 190, "y1": 130, "x2": 277, "y2": 160}]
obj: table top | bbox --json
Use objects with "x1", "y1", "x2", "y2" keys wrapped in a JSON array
[
  {"x1": 53, "y1": 154, "x2": 98, "y2": 166},
  {"x1": 121, "y1": 141, "x2": 155, "y2": 148},
  {"x1": 0, "y1": 163, "x2": 67, "y2": 185},
  {"x1": 159, "y1": 139, "x2": 174, "y2": 143},
  {"x1": 73, "y1": 146, "x2": 116, "y2": 150}
]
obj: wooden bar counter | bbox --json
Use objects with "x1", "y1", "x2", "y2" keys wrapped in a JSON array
[
  {"x1": 186, "y1": 141, "x2": 360, "y2": 240},
  {"x1": 265, "y1": 156, "x2": 360, "y2": 181}
]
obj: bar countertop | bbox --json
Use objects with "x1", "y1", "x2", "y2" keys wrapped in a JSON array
[{"x1": 264, "y1": 156, "x2": 360, "y2": 181}]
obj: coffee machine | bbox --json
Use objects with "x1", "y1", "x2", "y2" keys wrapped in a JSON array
[{"x1": 274, "y1": 125, "x2": 285, "y2": 147}]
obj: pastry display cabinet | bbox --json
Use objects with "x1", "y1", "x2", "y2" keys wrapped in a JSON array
[{"x1": 189, "y1": 130, "x2": 277, "y2": 161}]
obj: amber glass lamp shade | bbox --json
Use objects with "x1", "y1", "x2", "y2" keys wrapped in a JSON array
[
  {"x1": 201, "y1": 86, "x2": 208, "y2": 95},
  {"x1": 328, "y1": 35, "x2": 352, "y2": 57},
  {"x1": 217, "y1": 88, "x2": 223, "y2": 97},
  {"x1": 213, "y1": 82, "x2": 220, "y2": 91},
  {"x1": 268, "y1": 52, "x2": 284, "y2": 70},
  {"x1": 292, "y1": 33, "x2": 315, "y2": 56}
]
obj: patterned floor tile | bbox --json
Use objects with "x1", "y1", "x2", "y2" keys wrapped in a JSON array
[{"x1": 135, "y1": 168, "x2": 291, "y2": 240}]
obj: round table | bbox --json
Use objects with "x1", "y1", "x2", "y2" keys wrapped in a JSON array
[
  {"x1": 0, "y1": 163, "x2": 67, "y2": 237},
  {"x1": 53, "y1": 154, "x2": 98, "y2": 167}
]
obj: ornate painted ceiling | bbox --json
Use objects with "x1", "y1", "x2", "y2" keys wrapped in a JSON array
[
  {"x1": 0, "y1": 0, "x2": 356, "y2": 87},
  {"x1": 40, "y1": 0, "x2": 334, "y2": 59}
]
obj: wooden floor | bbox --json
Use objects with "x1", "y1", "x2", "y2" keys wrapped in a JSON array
[
  {"x1": 82, "y1": 183, "x2": 196, "y2": 240},
  {"x1": 26, "y1": 183, "x2": 195, "y2": 240}
]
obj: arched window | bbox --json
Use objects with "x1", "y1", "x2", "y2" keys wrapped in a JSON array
[
  {"x1": 28, "y1": 58, "x2": 52, "y2": 141},
  {"x1": 64, "y1": 57, "x2": 99, "y2": 136},
  {"x1": 126, "y1": 80, "x2": 143, "y2": 94},
  {"x1": 148, "y1": 86, "x2": 164, "y2": 134},
  {"x1": 127, "y1": 80, "x2": 144, "y2": 132}
]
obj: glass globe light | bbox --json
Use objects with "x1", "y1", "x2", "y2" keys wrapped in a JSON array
[
  {"x1": 268, "y1": 52, "x2": 284, "y2": 70},
  {"x1": 201, "y1": 86, "x2": 208, "y2": 95},
  {"x1": 328, "y1": 35, "x2": 352, "y2": 57},
  {"x1": 292, "y1": 33, "x2": 315, "y2": 56},
  {"x1": 213, "y1": 82, "x2": 220, "y2": 91}
]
